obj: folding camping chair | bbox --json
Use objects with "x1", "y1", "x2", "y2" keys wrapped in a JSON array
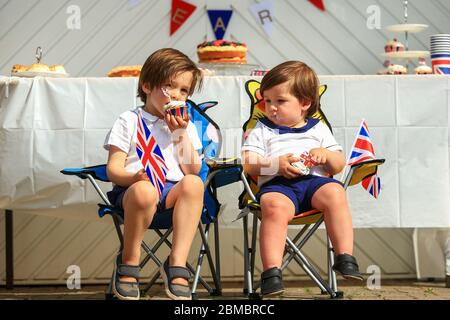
[
  {"x1": 233, "y1": 80, "x2": 385, "y2": 299},
  {"x1": 61, "y1": 100, "x2": 234, "y2": 300}
]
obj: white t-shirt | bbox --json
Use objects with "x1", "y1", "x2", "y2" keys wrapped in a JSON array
[
  {"x1": 104, "y1": 106, "x2": 202, "y2": 182},
  {"x1": 241, "y1": 118, "x2": 343, "y2": 186}
]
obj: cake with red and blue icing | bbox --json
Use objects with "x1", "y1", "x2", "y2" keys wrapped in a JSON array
[{"x1": 197, "y1": 40, "x2": 247, "y2": 64}]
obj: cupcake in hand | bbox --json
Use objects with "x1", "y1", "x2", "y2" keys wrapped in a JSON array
[{"x1": 164, "y1": 100, "x2": 189, "y2": 120}]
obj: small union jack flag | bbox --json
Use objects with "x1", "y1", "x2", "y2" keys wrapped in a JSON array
[
  {"x1": 361, "y1": 174, "x2": 381, "y2": 199},
  {"x1": 136, "y1": 111, "x2": 168, "y2": 196},
  {"x1": 347, "y1": 120, "x2": 381, "y2": 198},
  {"x1": 347, "y1": 120, "x2": 375, "y2": 166}
]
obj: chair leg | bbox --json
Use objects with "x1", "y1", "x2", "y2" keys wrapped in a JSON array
[
  {"x1": 286, "y1": 237, "x2": 338, "y2": 298},
  {"x1": 194, "y1": 222, "x2": 221, "y2": 295},
  {"x1": 105, "y1": 268, "x2": 117, "y2": 300},
  {"x1": 243, "y1": 215, "x2": 251, "y2": 294},
  {"x1": 327, "y1": 236, "x2": 338, "y2": 292},
  {"x1": 140, "y1": 228, "x2": 213, "y2": 295},
  {"x1": 214, "y1": 219, "x2": 222, "y2": 288},
  {"x1": 140, "y1": 239, "x2": 165, "y2": 295},
  {"x1": 242, "y1": 215, "x2": 260, "y2": 299},
  {"x1": 250, "y1": 214, "x2": 258, "y2": 282},
  {"x1": 110, "y1": 215, "x2": 124, "y2": 251},
  {"x1": 191, "y1": 224, "x2": 208, "y2": 296}
]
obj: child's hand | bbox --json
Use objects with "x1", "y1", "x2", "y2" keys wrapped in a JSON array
[
  {"x1": 133, "y1": 168, "x2": 149, "y2": 183},
  {"x1": 165, "y1": 113, "x2": 190, "y2": 132},
  {"x1": 278, "y1": 153, "x2": 302, "y2": 178},
  {"x1": 309, "y1": 148, "x2": 328, "y2": 165}
]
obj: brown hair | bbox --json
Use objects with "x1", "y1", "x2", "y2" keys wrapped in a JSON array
[
  {"x1": 138, "y1": 48, "x2": 203, "y2": 103},
  {"x1": 260, "y1": 61, "x2": 320, "y2": 117}
]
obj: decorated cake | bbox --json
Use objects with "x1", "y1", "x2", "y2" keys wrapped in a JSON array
[
  {"x1": 387, "y1": 64, "x2": 408, "y2": 75},
  {"x1": 28, "y1": 63, "x2": 50, "y2": 72},
  {"x1": 11, "y1": 63, "x2": 67, "y2": 74},
  {"x1": 107, "y1": 65, "x2": 142, "y2": 77},
  {"x1": 11, "y1": 64, "x2": 28, "y2": 73},
  {"x1": 414, "y1": 58, "x2": 432, "y2": 75},
  {"x1": 49, "y1": 64, "x2": 67, "y2": 74},
  {"x1": 415, "y1": 65, "x2": 432, "y2": 75},
  {"x1": 197, "y1": 40, "x2": 247, "y2": 64},
  {"x1": 384, "y1": 38, "x2": 405, "y2": 53}
]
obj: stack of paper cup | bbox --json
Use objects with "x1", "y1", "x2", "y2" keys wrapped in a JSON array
[{"x1": 430, "y1": 34, "x2": 450, "y2": 74}]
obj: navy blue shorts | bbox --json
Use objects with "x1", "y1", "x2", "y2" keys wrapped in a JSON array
[
  {"x1": 257, "y1": 175, "x2": 343, "y2": 213},
  {"x1": 107, "y1": 180, "x2": 177, "y2": 213}
]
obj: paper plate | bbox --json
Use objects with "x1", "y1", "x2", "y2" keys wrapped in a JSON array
[
  {"x1": 385, "y1": 24, "x2": 428, "y2": 33},
  {"x1": 11, "y1": 71, "x2": 69, "y2": 78}
]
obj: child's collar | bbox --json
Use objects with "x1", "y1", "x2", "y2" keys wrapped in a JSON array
[
  {"x1": 259, "y1": 117, "x2": 319, "y2": 134},
  {"x1": 140, "y1": 106, "x2": 161, "y2": 122}
]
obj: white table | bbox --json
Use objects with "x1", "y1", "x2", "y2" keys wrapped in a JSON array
[{"x1": 1, "y1": 75, "x2": 449, "y2": 228}]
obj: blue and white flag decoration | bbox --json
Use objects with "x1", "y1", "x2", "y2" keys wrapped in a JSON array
[
  {"x1": 207, "y1": 9, "x2": 233, "y2": 40},
  {"x1": 249, "y1": 0, "x2": 274, "y2": 37}
]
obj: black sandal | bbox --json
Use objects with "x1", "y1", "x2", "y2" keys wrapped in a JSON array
[
  {"x1": 261, "y1": 267, "x2": 284, "y2": 296},
  {"x1": 112, "y1": 253, "x2": 140, "y2": 300},
  {"x1": 160, "y1": 257, "x2": 192, "y2": 300},
  {"x1": 332, "y1": 253, "x2": 364, "y2": 281}
]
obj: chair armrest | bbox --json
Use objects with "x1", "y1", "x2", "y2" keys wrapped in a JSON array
[
  {"x1": 60, "y1": 164, "x2": 109, "y2": 182},
  {"x1": 346, "y1": 159, "x2": 385, "y2": 187},
  {"x1": 205, "y1": 157, "x2": 242, "y2": 171}
]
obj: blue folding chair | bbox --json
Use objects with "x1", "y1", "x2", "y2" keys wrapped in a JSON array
[{"x1": 61, "y1": 99, "x2": 240, "y2": 299}]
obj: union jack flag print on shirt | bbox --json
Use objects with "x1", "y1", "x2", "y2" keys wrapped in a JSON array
[{"x1": 136, "y1": 111, "x2": 168, "y2": 196}]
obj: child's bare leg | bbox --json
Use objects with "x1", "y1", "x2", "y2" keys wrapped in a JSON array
[
  {"x1": 121, "y1": 181, "x2": 158, "y2": 282},
  {"x1": 165, "y1": 175, "x2": 204, "y2": 285},
  {"x1": 311, "y1": 183, "x2": 353, "y2": 255},
  {"x1": 259, "y1": 193, "x2": 295, "y2": 270}
]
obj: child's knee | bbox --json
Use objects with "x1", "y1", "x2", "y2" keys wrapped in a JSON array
[
  {"x1": 260, "y1": 197, "x2": 293, "y2": 220},
  {"x1": 127, "y1": 181, "x2": 158, "y2": 210},
  {"x1": 320, "y1": 183, "x2": 347, "y2": 206},
  {"x1": 179, "y1": 175, "x2": 203, "y2": 196}
]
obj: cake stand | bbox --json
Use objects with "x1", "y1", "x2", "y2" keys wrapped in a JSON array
[
  {"x1": 382, "y1": 50, "x2": 430, "y2": 60},
  {"x1": 197, "y1": 63, "x2": 260, "y2": 76},
  {"x1": 381, "y1": 1, "x2": 430, "y2": 73}
]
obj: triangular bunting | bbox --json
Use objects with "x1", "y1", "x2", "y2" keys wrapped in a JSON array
[
  {"x1": 170, "y1": 0, "x2": 196, "y2": 36},
  {"x1": 207, "y1": 10, "x2": 233, "y2": 40},
  {"x1": 308, "y1": 0, "x2": 325, "y2": 11},
  {"x1": 249, "y1": 0, "x2": 274, "y2": 37}
]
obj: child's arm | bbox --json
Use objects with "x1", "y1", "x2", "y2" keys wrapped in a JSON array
[
  {"x1": 174, "y1": 130, "x2": 202, "y2": 175},
  {"x1": 309, "y1": 148, "x2": 346, "y2": 175},
  {"x1": 243, "y1": 151, "x2": 302, "y2": 179},
  {"x1": 107, "y1": 145, "x2": 149, "y2": 187},
  {"x1": 166, "y1": 114, "x2": 202, "y2": 175}
]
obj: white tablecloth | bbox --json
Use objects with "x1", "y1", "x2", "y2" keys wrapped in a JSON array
[{"x1": 1, "y1": 75, "x2": 449, "y2": 227}]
